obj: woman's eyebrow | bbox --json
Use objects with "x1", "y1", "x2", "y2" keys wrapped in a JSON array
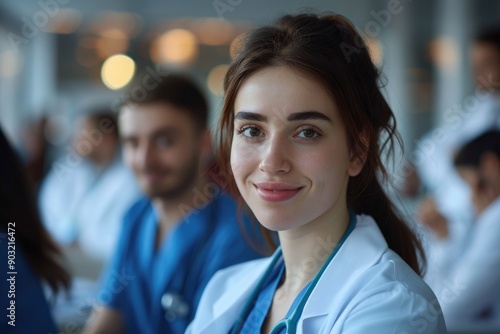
[
  {"x1": 234, "y1": 111, "x2": 267, "y2": 121},
  {"x1": 287, "y1": 111, "x2": 332, "y2": 122},
  {"x1": 234, "y1": 110, "x2": 332, "y2": 122}
]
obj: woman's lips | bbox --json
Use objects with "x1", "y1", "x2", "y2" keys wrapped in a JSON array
[{"x1": 254, "y1": 183, "x2": 304, "y2": 203}]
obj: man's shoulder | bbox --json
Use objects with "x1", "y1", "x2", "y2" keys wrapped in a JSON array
[
  {"x1": 208, "y1": 192, "x2": 252, "y2": 241},
  {"x1": 211, "y1": 191, "x2": 248, "y2": 226}
]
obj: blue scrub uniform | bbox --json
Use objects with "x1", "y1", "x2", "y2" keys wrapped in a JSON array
[
  {"x1": 0, "y1": 231, "x2": 58, "y2": 334},
  {"x1": 98, "y1": 190, "x2": 263, "y2": 334}
]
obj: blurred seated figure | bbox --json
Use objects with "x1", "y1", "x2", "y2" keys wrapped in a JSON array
[
  {"x1": 38, "y1": 110, "x2": 141, "y2": 264},
  {"x1": 83, "y1": 73, "x2": 264, "y2": 334},
  {"x1": 0, "y1": 127, "x2": 71, "y2": 333},
  {"x1": 405, "y1": 27, "x2": 500, "y2": 197},
  {"x1": 20, "y1": 116, "x2": 50, "y2": 188},
  {"x1": 408, "y1": 28, "x2": 500, "y2": 253},
  {"x1": 424, "y1": 130, "x2": 500, "y2": 329}
]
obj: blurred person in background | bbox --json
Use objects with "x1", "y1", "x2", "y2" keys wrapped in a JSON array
[
  {"x1": 38, "y1": 110, "x2": 141, "y2": 264},
  {"x1": 20, "y1": 116, "x2": 50, "y2": 188},
  {"x1": 406, "y1": 27, "x2": 500, "y2": 284},
  {"x1": 0, "y1": 127, "x2": 71, "y2": 333},
  {"x1": 83, "y1": 73, "x2": 263, "y2": 334},
  {"x1": 20, "y1": 113, "x2": 71, "y2": 188},
  {"x1": 424, "y1": 130, "x2": 500, "y2": 329},
  {"x1": 406, "y1": 27, "x2": 500, "y2": 199}
]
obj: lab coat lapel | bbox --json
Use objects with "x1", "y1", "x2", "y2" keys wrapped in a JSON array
[
  {"x1": 298, "y1": 215, "x2": 388, "y2": 328},
  {"x1": 198, "y1": 256, "x2": 274, "y2": 333}
]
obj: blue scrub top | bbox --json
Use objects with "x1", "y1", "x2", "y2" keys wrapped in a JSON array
[
  {"x1": 98, "y1": 190, "x2": 264, "y2": 334},
  {"x1": 238, "y1": 258, "x2": 311, "y2": 334},
  {"x1": 0, "y1": 231, "x2": 58, "y2": 334}
]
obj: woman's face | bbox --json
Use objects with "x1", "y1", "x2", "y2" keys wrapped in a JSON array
[{"x1": 231, "y1": 66, "x2": 363, "y2": 231}]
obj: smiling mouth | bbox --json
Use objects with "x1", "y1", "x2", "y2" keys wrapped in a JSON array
[{"x1": 253, "y1": 184, "x2": 304, "y2": 203}]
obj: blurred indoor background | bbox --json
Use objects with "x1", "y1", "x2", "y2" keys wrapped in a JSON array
[
  {"x1": 1, "y1": 0, "x2": 500, "y2": 333},
  {"x1": 1, "y1": 0, "x2": 499, "y2": 150}
]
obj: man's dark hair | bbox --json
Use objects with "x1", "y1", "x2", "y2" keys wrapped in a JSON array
[
  {"x1": 454, "y1": 130, "x2": 500, "y2": 168},
  {"x1": 475, "y1": 27, "x2": 500, "y2": 52},
  {"x1": 123, "y1": 73, "x2": 208, "y2": 131}
]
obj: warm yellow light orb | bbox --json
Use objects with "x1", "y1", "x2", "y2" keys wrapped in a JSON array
[
  {"x1": 101, "y1": 54, "x2": 135, "y2": 90},
  {"x1": 208, "y1": 64, "x2": 229, "y2": 96},
  {"x1": 153, "y1": 29, "x2": 198, "y2": 65}
]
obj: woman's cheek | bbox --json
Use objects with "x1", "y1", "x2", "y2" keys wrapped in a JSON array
[
  {"x1": 301, "y1": 146, "x2": 350, "y2": 191},
  {"x1": 231, "y1": 141, "x2": 260, "y2": 174},
  {"x1": 297, "y1": 148, "x2": 335, "y2": 175}
]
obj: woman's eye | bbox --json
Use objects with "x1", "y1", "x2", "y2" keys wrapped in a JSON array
[
  {"x1": 238, "y1": 126, "x2": 262, "y2": 138},
  {"x1": 297, "y1": 128, "x2": 319, "y2": 139}
]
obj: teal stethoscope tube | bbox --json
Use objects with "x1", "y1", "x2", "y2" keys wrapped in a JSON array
[{"x1": 231, "y1": 211, "x2": 357, "y2": 334}]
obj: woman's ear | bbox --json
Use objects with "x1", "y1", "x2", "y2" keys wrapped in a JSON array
[{"x1": 347, "y1": 130, "x2": 369, "y2": 177}]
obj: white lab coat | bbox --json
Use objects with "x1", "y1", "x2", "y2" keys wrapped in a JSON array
[
  {"x1": 187, "y1": 214, "x2": 447, "y2": 333},
  {"x1": 425, "y1": 197, "x2": 500, "y2": 329},
  {"x1": 39, "y1": 154, "x2": 141, "y2": 262}
]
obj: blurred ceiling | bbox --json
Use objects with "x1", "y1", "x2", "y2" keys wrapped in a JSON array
[{"x1": 0, "y1": 0, "x2": 373, "y2": 26}]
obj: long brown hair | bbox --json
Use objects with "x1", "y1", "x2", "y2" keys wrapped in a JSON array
[
  {"x1": 215, "y1": 12, "x2": 425, "y2": 275},
  {"x1": 0, "y1": 129, "x2": 71, "y2": 293}
]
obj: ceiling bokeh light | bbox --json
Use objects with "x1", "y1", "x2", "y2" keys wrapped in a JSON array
[
  {"x1": 100, "y1": 54, "x2": 136, "y2": 90},
  {"x1": 150, "y1": 29, "x2": 198, "y2": 66},
  {"x1": 207, "y1": 64, "x2": 229, "y2": 96}
]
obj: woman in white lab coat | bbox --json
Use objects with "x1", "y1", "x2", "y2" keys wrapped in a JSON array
[{"x1": 188, "y1": 13, "x2": 447, "y2": 334}]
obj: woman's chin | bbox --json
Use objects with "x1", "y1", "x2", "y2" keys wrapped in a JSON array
[{"x1": 253, "y1": 213, "x2": 302, "y2": 232}]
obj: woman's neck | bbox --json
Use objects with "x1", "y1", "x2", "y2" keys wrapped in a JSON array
[{"x1": 278, "y1": 205, "x2": 350, "y2": 292}]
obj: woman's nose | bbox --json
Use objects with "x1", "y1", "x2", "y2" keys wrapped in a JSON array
[{"x1": 258, "y1": 135, "x2": 291, "y2": 174}]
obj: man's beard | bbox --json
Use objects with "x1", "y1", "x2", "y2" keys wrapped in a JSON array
[{"x1": 144, "y1": 154, "x2": 200, "y2": 200}]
